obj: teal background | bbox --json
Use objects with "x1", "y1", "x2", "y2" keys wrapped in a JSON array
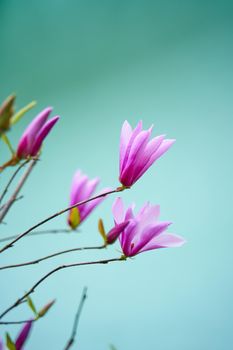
[{"x1": 0, "y1": 0, "x2": 233, "y2": 349}]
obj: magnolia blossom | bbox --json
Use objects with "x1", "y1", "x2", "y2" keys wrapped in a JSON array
[
  {"x1": 17, "y1": 107, "x2": 59, "y2": 159},
  {"x1": 119, "y1": 120, "x2": 175, "y2": 187},
  {"x1": 68, "y1": 170, "x2": 109, "y2": 229},
  {"x1": 112, "y1": 198, "x2": 185, "y2": 257}
]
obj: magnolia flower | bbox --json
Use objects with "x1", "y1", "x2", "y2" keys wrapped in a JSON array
[
  {"x1": 68, "y1": 170, "x2": 110, "y2": 229},
  {"x1": 17, "y1": 107, "x2": 59, "y2": 159},
  {"x1": 119, "y1": 120, "x2": 175, "y2": 187},
  {"x1": 112, "y1": 198, "x2": 185, "y2": 257}
]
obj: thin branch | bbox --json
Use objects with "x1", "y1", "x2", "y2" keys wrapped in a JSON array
[
  {"x1": 0, "y1": 159, "x2": 29, "y2": 206},
  {"x1": 0, "y1": 319, "x2": 36, "y2": 325},
  {"x1": 0, "y1": 256, "x2": 126, "y2": 320},
  {"x1": 0, "y1": 228, "x2": 72, "y2": 244},
  {"x1": 0, "y1": 159, "x2": 37, "y2": 224},
  {"x1": 0, "y1": 244, "x2": 105, "y2": 270},
  {"x1": 0, "y1": 195, "x2": 24, "y2": 211},
  {"x1": 0, "y1": 186, "x2": 127, "y2": 254},
  {"x1": 64, "y1": 287, "x2": 88, "y2": 350}
]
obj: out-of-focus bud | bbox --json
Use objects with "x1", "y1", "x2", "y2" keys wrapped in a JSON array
[
  {"x1": 0, "y1": 95, "x2": 15, "y2": 134},
  {"x1": 37, "y1": 300, "x2": 55, "y2": 318}
]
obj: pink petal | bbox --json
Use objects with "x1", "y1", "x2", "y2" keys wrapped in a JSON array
[
  {"x1": 30, "y1": 115, "x2": 59, "y2": 156},
  {"x1": 120, "y1": 129, "x2": 152, "y2": 186},
  {"x1": 112, "y1": 197, "x2": 125, "y2": 224},
  {"x1": 80, "y1": 187, "x2": 111, "y2": 221},
  {"x1": 132, "y1": 221, "x2": 172, "y2": 255},
  {"x1": 119, "y1": 121, "x2": 132, "y2": 173},
  {"x1": 134, "y1": 139, "x2": 175, "y2": 183},
  {"x1": 15, "y1": 321, "x2": 32, "y2": 350},
  {"x1": 70, "y1": 171, "x2": 89, "y2": 205},
  {"x1": 140, "y1": 232, "x2": 186, "y2": 252},
  {"x1": 120, "y1": 120, "x2": 143, "y2": 174}
]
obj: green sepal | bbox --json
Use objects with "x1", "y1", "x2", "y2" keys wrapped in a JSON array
[
  {"x1": 6, "y1": 333, "x2": 16, "y2": 350},
  {"x1": 11, "y1": 101, "x2": 36, "y2": 125},
  {"x1": 0, "y1": 95, "x2": 15, "y2": 133},
  {"x1": 26, "y1": 295, "x2": 37, "y2": 316},
  {"x1": 98, "y1": 218, "x2": 107, "y2": 244}
]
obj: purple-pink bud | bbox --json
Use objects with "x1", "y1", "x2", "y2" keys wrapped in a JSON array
[
  {"x1": 112, "y1": 198, "x2": 185, "y2": 257},
  {"x1": 15, "y1": 321, "x2": 33, "y2": 350},
  {"x1": 106, "y1": 221, "x2": 130, "y2": 244},
  {"x1": 119, "y1": 120, "x2": 175, "y2": 187},
  {"x1": 16, "y1": 107, "x2": 59, "y2": 159}
]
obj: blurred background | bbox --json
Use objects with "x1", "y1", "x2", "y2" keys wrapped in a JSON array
[{"x1": 0, "y1": 0, "x2": 233, "y2": 349}]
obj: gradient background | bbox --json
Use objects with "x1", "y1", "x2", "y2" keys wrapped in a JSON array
[{"x1": 0, "y1": 0, "x2": 233, "y2": 349}]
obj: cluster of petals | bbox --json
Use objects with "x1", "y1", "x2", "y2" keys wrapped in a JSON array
[
  {"x1": 111, "y1": 198, "x2": 185, "y2": 257},
  {"x1": 17, "y1": 107, "x2": 59, "y2": 159},
  {"x1": 119, "y1": 120, "x2": 175, "y2": 187},
  {"x1": 68, "y1": 170, "x2": 110, "y2": 229}
]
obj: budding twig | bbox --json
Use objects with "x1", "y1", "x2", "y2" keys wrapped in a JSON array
[
  {"x1": 0, "y1": 256, "x2": 126, "y2": 320},
  {"x1": 0, "y1": 186, "x2": 126, "y2": 254},
  {"x1": 64, "y1": 287, "x2": 88, "y2": 350}
]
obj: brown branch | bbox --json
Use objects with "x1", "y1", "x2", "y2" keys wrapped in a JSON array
[
  {"x1": 64, "y1": 287, "x2": 88, "y2": 350},
  {"x1": 0, "y1": 228, "x2": 72, "y2": 244},
  {"x1": 0, "y1": 186, "x2": 127, "y2": 254},
  {"x1": 0, "y1": 159, "x2": 37, "y2": 224},
  {"x1": 0, "y1": 244, "x2": 105, "y2": 270},
  {"x1": 0, "y1": 159, "x2": 30, "y2": 207},
  {"x1": 0, "y1": 256, "x2": 126, "y2": 320}
]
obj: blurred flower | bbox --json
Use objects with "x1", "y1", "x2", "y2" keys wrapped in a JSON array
[
  {"x1": 112, "y1": 197, "x2": 185, "y2": 257},
  {"x1": 0, "y1": 95, "x2": 15, "y2": 134},
  {"x1": 119, "y1": 120, "x2": 175, "y2": 187},
  {"x1": 15, "y1": 321, "x2": 33, "y2": 350},
  {"x1": 16, "y1": 107, "x2": 59, "y2": 159},
  {"x1": 68, "y1": 170, "x2": 110, "y2": 229}
]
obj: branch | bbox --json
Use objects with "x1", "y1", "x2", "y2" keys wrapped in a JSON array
[
  {"x1": 0, "y1": 319, "x2": 36, "y2": 325},
  {"x1": 0, "y1": 159, "x2": 29, "y2": 207},
  {"x1": 64, "y1": 287, "x2": 88, "y2": 350},
  {"x1": 0, "y1": 159, "x2": 37, "y2": 224},
  {"x1": 0, "y1": 256, "x2": 126, "y2": 320},
  {"x1": 0, "y1": 186, "x2": 127, "y2": 254},
  {"x1": 0, "y1": 228, "x2": 72, "y2": 244},
  {"x1": 0, "y1": 244, "x2": 105, "y2": 270}
]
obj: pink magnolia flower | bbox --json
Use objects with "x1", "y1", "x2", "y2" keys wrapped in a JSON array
[
  {"x1": 17, "y1": 107, "x2": 59, "y2": 159},
  {"x1": 112, "y1": 197, "x2": 185, "y2": 257},
  {"x1": 15, "y1": 321, "x2": 33, "y2": 350},
  {"x1": 119, "y1": 120, "x2": 175, "y2": 187},
  {"x1": 68, "y1": 170, "x2": 110, "y2": 229}
]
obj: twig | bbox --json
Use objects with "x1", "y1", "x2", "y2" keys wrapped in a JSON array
[
  {"x1": 0, "y1": 228, "x2": 72, "y2": 243},
  {"x1": 0, "y1": 256, "x2": 126, "y2": 320},
  {"x1": 0, "y1": 159, "x2": 37, "y2": 224},
  {"x1": 0, "y1": 159, "x2": 29, "y2": 206},
  {"x1": 0, "y1": 319, "x2": 36, "y2": 325},
  {"x1": 0, "y1": 245, "x2": 105, "y2": 270},
  {"x1": 0, "y1": 195, "x2": 24, "y2": 211},
  {"x1": 0, "y1": 186, "x2": 127, "y2": 254},
  {"x1": 64, "y1": 287, "x2": 88, "y2": 350}
]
